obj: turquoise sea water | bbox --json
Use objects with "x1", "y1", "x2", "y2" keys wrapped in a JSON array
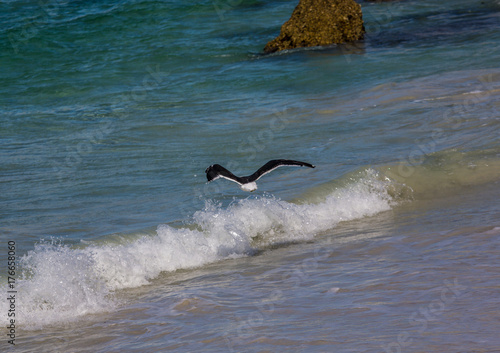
[{"x1": 1, "y1": 0, "x2": 500, "y2": 351}]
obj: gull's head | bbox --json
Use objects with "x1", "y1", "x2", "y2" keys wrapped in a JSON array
[{"x1": 240, "y1": 182, "x2": 257, "y2": 192}]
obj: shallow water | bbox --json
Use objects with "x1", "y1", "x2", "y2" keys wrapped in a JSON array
[{"x1": 1, "y1": 0, "x2": 499, "y2": 351}]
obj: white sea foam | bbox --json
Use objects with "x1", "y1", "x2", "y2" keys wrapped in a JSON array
[
  {"x1": 3, "y1": 168, "x2": 396, "y2": 329},
  {"x1": 14, "y1": 242, "x2": 115, "y2": 329}
]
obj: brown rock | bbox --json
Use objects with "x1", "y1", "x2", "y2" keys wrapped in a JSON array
[{"x1": 264, "y1": 0, "x2": 365, "y2": 53}]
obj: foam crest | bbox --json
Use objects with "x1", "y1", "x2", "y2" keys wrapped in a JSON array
[
  {"x1": 194, "y1": 169, "x2": 394, "y2": 247},
  {"x1": 14, "y1": 241, "x2": 115, "y2": 329},
  {"x1": 91, "y1": 226, "x2": 232, "y2": 290},
  {"x1": 6, "y1": 168, "x2": 396, "y2": 329}
]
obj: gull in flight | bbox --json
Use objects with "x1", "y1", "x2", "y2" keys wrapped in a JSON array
[{"x1": 205, "y1": 159, "x2": 315, "y2": 192}]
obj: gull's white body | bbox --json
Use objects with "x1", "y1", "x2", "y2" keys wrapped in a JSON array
[{"x1": 240, "y1": 181, "x2": 258, "y2": 192}]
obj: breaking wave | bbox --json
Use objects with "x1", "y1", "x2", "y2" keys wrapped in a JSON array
[{"x1": 2, "y1": 168, "x2": 403, "y2": 329}]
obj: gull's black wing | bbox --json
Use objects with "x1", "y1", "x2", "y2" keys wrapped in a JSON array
[
  {"x1": 205, "y1": 164, "x2": 245, "y2": 185},
  {"x1": 247, "y1": 159, "x2": 315, "y2": 182}
]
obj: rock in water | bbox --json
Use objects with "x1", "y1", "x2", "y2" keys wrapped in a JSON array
[{"x1": 264, "y1": 0, "x2": 365, "y2": 53}]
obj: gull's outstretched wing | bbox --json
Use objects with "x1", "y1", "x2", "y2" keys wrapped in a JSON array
[
  {"x1": 247, "y1": 159, "x2": 315, "y2": 182},
  {"x1": 205, "y1": 164, "x2": 245, "y2": 185}
]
